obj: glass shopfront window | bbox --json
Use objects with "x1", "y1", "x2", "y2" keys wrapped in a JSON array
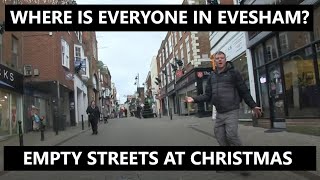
[
  {"x1": 279, "y1": 32, "x2": 311, "y2": 55},
  {"x1": 0, "y1": 91, "x2": 10, "y2": 136},
  {"x1": 257, "y1": 67, "x2": 270, "y2": 118},
  {"x1": 187, "y1": 89, "x2": 198, "y2": 114},
  {"x1": 254, "y1": 44, "x2": 264, "y2": 67},
  {"x1": 283, "y1": 47, "x2": 320, "y2": 117},
  {"x1": 233, "y1": 53, "x2": 252, "y2": 119},
  {"x1": 314, "y1": 6, "x2": 320, "y2": 40},
  {"x1": 265, "y1": 36, "x2": 279, "y2": 62},
  {"x1": 0, "y1": 90, "x2": 21, "y2": 136},
  {"x1": 317, "y1": 42, "x2": 320, "y2": 79}
]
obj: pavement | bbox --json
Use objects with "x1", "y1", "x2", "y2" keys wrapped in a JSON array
[{"x1": 0, "y1": 116, "x2": 319, "y2": 180}]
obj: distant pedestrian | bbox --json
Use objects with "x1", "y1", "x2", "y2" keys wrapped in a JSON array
[
  {"x1": 32, "y1": 106, "x2": 40, "y2": 131},
  {"x1": 152, "y1": 103, "x2": 157, "y2": 117},
  {"x1": 102, "y1": 106, "x2": 109, "y2": 124},
  {"x1": 86, "y1": 100, "x2": 100, "y2": 135},
  {"x1": 185, "y1": 51, "x2": 262, "y2": 176},
  {"x1": 136, "y1": 105, "x2": 142, "y2": 119},
  {"x1": 124, "y1": 108, "x2": 128, "y2": 117}
]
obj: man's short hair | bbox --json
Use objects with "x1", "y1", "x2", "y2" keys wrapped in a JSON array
[{"x1": 215, "y1": 51, "x2": 226, "y2": 58}]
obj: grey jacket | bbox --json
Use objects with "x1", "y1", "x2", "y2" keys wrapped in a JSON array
[{"x1": 193, "y1": 62, "x2": 257, "y2": 113}]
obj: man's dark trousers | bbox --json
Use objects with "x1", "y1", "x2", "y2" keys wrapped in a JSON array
[{"x1": 90, "y1": 119, "x2": 98, "y2": 134}]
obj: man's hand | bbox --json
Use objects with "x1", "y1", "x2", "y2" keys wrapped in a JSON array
[
  {"x1": 252, "y1": 107, "x2": 262, "y2": 118},
  {"x1": 185, "y1": 96, "x2": 194, "y2": 103}
]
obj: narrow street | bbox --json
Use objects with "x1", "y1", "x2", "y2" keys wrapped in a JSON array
[{"x1": 1, "y1": 116, "x2": 319, "y2": 180}]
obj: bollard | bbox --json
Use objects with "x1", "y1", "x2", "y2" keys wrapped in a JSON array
[
  {"x1": 159, "y1": 109, "x2": 161, "y2": 118},
  {"x1": 81, "y1": 115, "x2": 84, "y2": 130},
  {"x1": 170, "y1": 108, "x2": 172, "y2": 120},
  {"x1": 40, "y1": 120, "x2": 44, "y2": 141},
  {"x1": 18, "y1": 121, "x2": 23, "y2": 146}
]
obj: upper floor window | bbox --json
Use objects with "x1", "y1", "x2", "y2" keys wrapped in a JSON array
[
  {"x1": 61, "y1": 39, "x2": 70, "y2": 69},
  {"x1": 12, "y1": 36, "x2": 18, "y2": 69},
  {"x1": 75, "y1": 31, "x2": 82, "y2": 43}
]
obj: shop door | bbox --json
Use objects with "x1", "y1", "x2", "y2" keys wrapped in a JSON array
[{"x1": 268, "y1": 63, "x2": 286, "y2": 128}]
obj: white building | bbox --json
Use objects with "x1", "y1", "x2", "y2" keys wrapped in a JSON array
[
  {"x1": 73, "y1": 44, "x2": 89, "y2": 124},
  {"x1": 150, "y1": 56, "x2": 160, "y2": 115}
]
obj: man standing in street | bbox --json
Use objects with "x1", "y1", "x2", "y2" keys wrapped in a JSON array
[
  {"x1": 185, "y1": 51, "x2": 262, "y2": 175},
  {"x1": 86, "y1": 100, "x2": 100, "y2": 135}
]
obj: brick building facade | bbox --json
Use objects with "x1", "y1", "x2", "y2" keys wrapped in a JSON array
[{"x1": 0, "y1": 1, "x2": 24, "y2": 138}]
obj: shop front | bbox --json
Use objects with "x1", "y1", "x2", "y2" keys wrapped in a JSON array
[
  {"x1": 176, "y1": 71, "x2": 197, "y2": 116},
  {"x1": 0, "y1": 64, "x2": 23, "y2": 138},
  {"x1": 251, "y1": 29, "x2": 320, "y2": 127}
]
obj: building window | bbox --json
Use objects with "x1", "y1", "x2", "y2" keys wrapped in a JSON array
[
  {"x1": 314, "y1": 6, "x2": 320, "y2": 40},
  {"x1": 172, "y1": 32, "x2": 176, "y2": 46},
  {"x1": 176, "y1": 32, "x2": 180, "y2": 43},
  {"x1": 170, "y1": 58, "x2": 174, "y2": 81},
  {"x1": 75, "y1": 31, "x2": 82, "y2": 43},
  {"x1": 168, "y1": 35, "x2": 172, "y2": 55},
  {"x1": 163, "y1": 47, "x2": 167, "y2": 60},
  {"x1": 253, "y1": 44, "x2": 264, "y2": 67},
  {"x1": 174, "y1": 50, "x2": 178, "y2": 59},
  {"x1": 75, "y1": 46, "x2": 81, "y2": 61},
  {"x1": 61, "y1": 39, "x2": 70, "y2": 69},
  {"x1": 279, "y1": 31, "x2": 311, "y2": 55},
  {"x1": 283, "y1": 47, "x2": 320, "y2": 117},
  {"x1": 167, "y1": 41, "x2": 170, "y2": 57},
  {"x1": 0, "y1": 34, "x2": 2, "y2": 63},
  {"x1": 180, "y1": 43, "x2": 184, "y2": 66},
  {"x1": 265, "y1": 36, "x2": 279, "y2": 62},
  {"x1": 11, "y1": 36, "x2": 18, "y2": 69},
  {"x1": 185, "y1": 36, "x2": 190, "y2": 63}
]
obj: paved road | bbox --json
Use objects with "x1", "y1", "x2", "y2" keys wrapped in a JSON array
[{"x1": 0, "y1": 116, "x2": 317, "y2": 180}]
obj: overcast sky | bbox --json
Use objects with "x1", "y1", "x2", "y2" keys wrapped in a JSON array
[{"x1": 76, "y1": 0, "x2": 182, "y2": 103}]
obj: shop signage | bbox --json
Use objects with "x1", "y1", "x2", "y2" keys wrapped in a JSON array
[
  {"x1": 0, "y1": 64, "x2": 23, "y2": 94},
  {"x1": 220, "y1": 32, "x2": 246, "y2": 61},
  {"x1": 176, "y1": 72, "x2": 196, "y2": 90}
]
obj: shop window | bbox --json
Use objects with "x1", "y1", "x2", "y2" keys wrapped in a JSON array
[
  {"x1": 283, "y1": 47, "x2": 320, "y2": 117},
  {"x1": 0, "y1": 91, "x2": 10, "y2": 136},
  {"x1": 316, "y1": 42, "x2": 320, "y2": 82},
  {"x1": 314, "y1": 6, "x2": 320, "y2": 40},
  {"x1": 265, "y1": 36, "x2": 279, "y2": 62},
  {"x1": 279, "y1": 31, "x2": 311, "y2": 55},
  {"x1": 11, "y1": 36, "x2": 18, "y2": 69},
  {"x1": 253, "y1": 44, "x2": 264, "y2": 67},
  {"x1": 233, "y1": 54, "x2": 252, "y2": 119},
  {"x1": 187, "y1": 89, "x2": 198, "y2": 114},
  {"x1": 257, "y1": 67, "x2": 270, "y2": 118}
]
